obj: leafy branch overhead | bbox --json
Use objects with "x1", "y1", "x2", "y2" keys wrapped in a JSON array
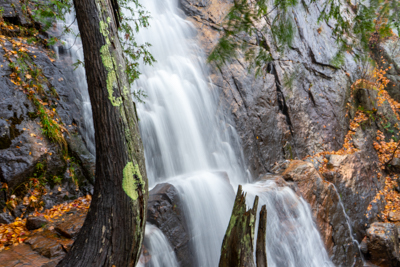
[
  {"x1": 209, "y1": 0, "x2": 400, "y2": 73},
  {"x1": 20, "y1": 0, "x2": 155, "y2": 102},
  {"x1": 117, "y1": 0, "x2": 155, "y2": 102}
]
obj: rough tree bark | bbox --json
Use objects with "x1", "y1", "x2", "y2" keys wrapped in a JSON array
[
  {"x1": 57, "y1": 0, "x2": 148, "y2": 266},
  {"x1": 219, "y1": 185, "x2": 268, "y2": 267}
]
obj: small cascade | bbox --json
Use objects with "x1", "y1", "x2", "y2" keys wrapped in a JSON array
[
  {"x1": 138, "y1": 224, "x2": 179, "y2": 267},
  {"x1": 169, "y1": 172, "x2": 236, "y2": 266},
  {"x1": 243, "y1": 181, "x2": 334, "y2": 267},
  {"x1": 330, "y1": 184, "x2": 365, "y2": 265}
]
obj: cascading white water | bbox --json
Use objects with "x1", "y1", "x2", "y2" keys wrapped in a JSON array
[
  {"x1": 134, "y1": 0, "x2": 335, "y2": 266},
  {"x1": 243, "y1": 181, "x2": 334, "y2": 267},
  {"x1": 137, "y1": 224, "x2": 179, "y2": 267},
  {"x1": 135, "y1": 0, "x2": 247, "y2": 187}
]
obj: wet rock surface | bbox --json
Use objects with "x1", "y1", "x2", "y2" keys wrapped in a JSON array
[
  {"x1": 281, "y1": 160, "x2": 363, "y2": 266},
  {"x1": 147, "y1": 183, "x2": 194, "y2": 267},
  {"x1": 26, "y1": 216, "x2": 48, "y2": 231},
  {"x1": 54, "y1": 213, "x2": 85, "y2": 239},
  {"x1": 0, "y1": 206, "x2": 86, "y2": 267},
  {"x1": 180, "y1": 0, "x2": 357, "y2": 178},
  {"x1": 365, "y1": 222, "x2": 400, "y2": 267},
  {"x1": 0, "y1": 0, "x2": 94, "y2": 221},
  {"x1": 323, "y1": 152, "x2": 386, "y2": 241},
  {"x1": 0, "y1": 243, "x2": 60, "y2": 267},
  {"x1": 0, "y1": 212, "x2": 14, "y2": 224}
]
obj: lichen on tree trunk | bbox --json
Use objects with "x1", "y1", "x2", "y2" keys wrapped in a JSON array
[
  {"x1": 56, "y1": 0, "x2": 148, "y2": 266},
  {"x1": 219, "y1": 185, "x2": 268, "y2": 267}
]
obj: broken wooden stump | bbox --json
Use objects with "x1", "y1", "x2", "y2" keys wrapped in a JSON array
[{"x1": 219, "y1": 185, "x2": 268, "y2": 267}]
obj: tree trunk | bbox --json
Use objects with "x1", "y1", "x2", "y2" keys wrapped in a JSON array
[
  {"x1": 57, "y1": 0, "x2": 148, "y2": 266},
  {"x1": 219, "y1": 185, "x2": 259, "y2": 267},
  {"x1": 256, "y1": 205, "x2": 268, "y2": 267}
]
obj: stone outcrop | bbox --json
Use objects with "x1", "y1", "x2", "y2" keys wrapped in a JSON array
[
  {"x1": 323, "y1": 152, "x2": 386, "y2": 241},
  {"x1": 364, "y1": 222, "x2": 400, "y2": 267}
]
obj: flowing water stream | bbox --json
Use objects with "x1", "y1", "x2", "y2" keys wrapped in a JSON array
[{"x1": 60, "y1": 0, "x2": 337, "y2": 266}]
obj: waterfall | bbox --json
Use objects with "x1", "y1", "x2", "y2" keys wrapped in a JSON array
[
  {"x1": 57, "y1": 0, "x2": 336, "y2": 265},
  {"x1": 134, "y1": 0, "x2": 335, "y2": 266}
]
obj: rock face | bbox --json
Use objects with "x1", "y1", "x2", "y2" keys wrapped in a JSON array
[
  {"x1": 323, "y1": 152, "x2": 386, "y2": 241},
  {"x1": 180, "y1": 0, "x2": 357, "y2": 178},
  {"x1": 371, "y1": 37, "x2": 400, "y2": 102},
  {"x1": 0, "y1": 0, "x2": 94, "y2": 218},
  {"x1": 178, "y1": 1, "x2": 397, "y2": 265},
  {"x1": 365, "y1": 222, "x2": 400, "y2": 267},
  {"x1": 0, "y1": 36, "x2": 93, "y2": 188},
  {"x1": 281, "y1": 160, "x2": 363, "y2": 266},
  {"x1": 0, "y1": 0, "x2": 32, "y2": 27},
  {"x1": 147, "y1": 183, "x2": 194, "y2": 267}
]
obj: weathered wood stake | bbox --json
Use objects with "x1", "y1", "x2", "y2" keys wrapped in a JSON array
[
  {"x1": 219, "y1": 185, "x2": 268, "y2": 267},
  {"x1": 256, "y1": 205, "x2": 268, "y2": 267}
]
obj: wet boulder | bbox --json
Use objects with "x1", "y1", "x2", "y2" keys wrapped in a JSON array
[
  {"x1": 147, "y1": 183, "x2": 194, "y2": 267},
  {"x1": 25, "y1": 230, "x2": 66, "y2": 259},
  {"x1": 388, "y1": 211, "x2": 400, "y2": 223},
  {"x1": 26, "y1": 216, "x2": 48, "y2": 230},
  {"x1": 365, "y1": 222, "x2": 400, "y2": 267},
  {"x1": 0, "y1": 212, "x2": 14, "y2": 224},
  {"x1": 55, "y1": 213, "x2": 85, "y2": 239}
]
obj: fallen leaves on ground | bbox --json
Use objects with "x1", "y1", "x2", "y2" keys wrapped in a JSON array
[{"x1": 0, "y1": 195, "x2": 91, "y2": 252}]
